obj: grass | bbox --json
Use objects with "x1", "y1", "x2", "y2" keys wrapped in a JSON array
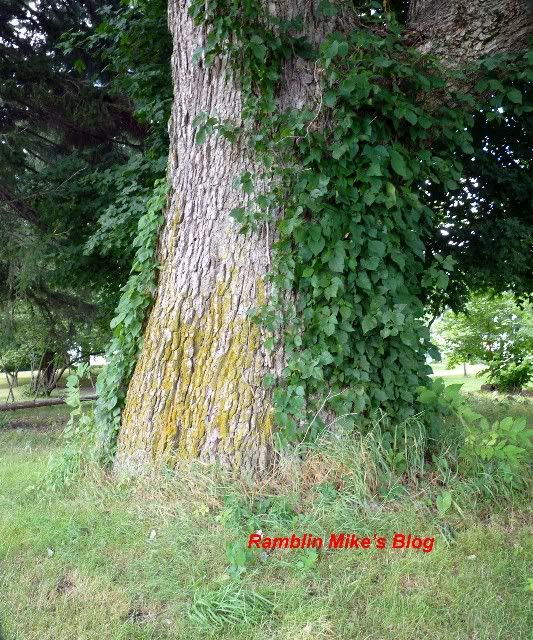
[
  {"x1": 430, "y1": 362, "x2": 488, "y2": 393},
  {"x1": 0, "y1": 369, "x2": 99, "y2": 404},
  {"x1": 0, "y1": 393, "x2": 531, "y2": 640},
  {"x1": 430, "y1": 361, "x2": 533, "y2": 395}
]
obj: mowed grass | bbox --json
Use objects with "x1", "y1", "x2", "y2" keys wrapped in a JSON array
[
  {"x1": 430, "y1": 362, "x2": 488, "y2": 393},
  {"x1": 430, "y1": 361, "x2": 533, "y2": 395},
  {"x1": 0, "y1": 369, "x2": 99, "y2": 403},
  {"x1": 0, "y1": 400, "x2": 531, "y2": 640}
]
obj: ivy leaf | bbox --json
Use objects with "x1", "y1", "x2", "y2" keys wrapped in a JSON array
[
  {"x1": 324, "y1": 91, "x2": 337, "y2": 107},
  {"x1": 367, "y1": 163, "x2": 382, "y2": 177},
  {"x1": 332, "y1": 143, "x2": 348, "y2": 159},
  {"x1": 192, "y1": 46, "x2": 204, "y2": 64},
  {"x1": 368, "y1": 240, "x2": 386, "y2": 258},
  {"x1": 250, "y1": 35, "x2": 267, "y2": 61},
  {"x1": 361, "y1": 256, "x2": 380, "y2": 270},
  {"x1": 356, "y1": 271, "x2": 372, "y2": 290},
  {"x1": 435, "y1": 271, "x2": 449, "y2": 290},
  {"x1": 403, "y1": 109, "x2": 417, "y2": 125},
  {"x1": 328, "y1": 243, "x2": 346, "y2": 272},
  {"x1": 308, "y1": 235, "x2": 326, "y2": 256},
  {"x1": 362, "y1": 315, "x2": 377, "y2": 334},
  {"x1": 318, "y1": 0, "x2": 338, "y2": 16},
  {"x1": 320, "y1": 37, "x2": 348, "y2": 61},
  {"x1": 195, "y1": 126, "x2": 207, "y2": 145},
  {"x1": 507, "y1": 88, "x2": 522, "y2": 104},
  {"x1": 389, "y1": 149, "x2": 408, "y2": 178},
  {"x1": 230, "y1": 207, "x2": 246, "y2": 224}
]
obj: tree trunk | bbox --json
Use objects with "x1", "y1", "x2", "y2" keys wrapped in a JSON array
[
  {"x1": 117, "y1": 0, "x2": 532, "y2": 474},
  {"x1": 116, "y1": 2, "x2": 282, "y2": 475},
  {"x1": 36, "y1": 350, "x2": 56, "y2": 397},
  {"x1": 0, "y1": 394, "x2": 97, "y2": 412}
]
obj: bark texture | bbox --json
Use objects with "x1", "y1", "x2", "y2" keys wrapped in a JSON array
[
  {"x1": 117, "y1": 0, "x2": 336, "y2": 475},
  {"x1": 408, "y1": 0, "x2": 532, "y2": 62},
  {"x1": 117, "y1": 11, "x2": 268, "y2": 474},
  {"x1": 117, "y1": 0, "x2": 532, "y2": 475}
]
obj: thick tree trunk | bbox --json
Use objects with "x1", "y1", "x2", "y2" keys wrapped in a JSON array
[
  {"x1": 117, "y1": 0, "x2": 532, "y2": 475},
  {"x1": 116, "y1": 2, "x2": 279, "y2": 474}
]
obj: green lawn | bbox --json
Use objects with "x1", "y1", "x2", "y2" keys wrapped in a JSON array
[
  {"x1": 0, "y1": 397, "x2": 531, "y2": 640},
  {"x1": 430, "y1": 362, "x2": 488, "y2": 393},
  {"x1": 0, "y1": 369, "x2": 99, "y2": 404}
]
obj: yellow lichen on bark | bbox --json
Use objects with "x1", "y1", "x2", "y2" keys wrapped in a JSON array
[{"x1": 117, "y1": 274, "x2": 272, "y2": 472}]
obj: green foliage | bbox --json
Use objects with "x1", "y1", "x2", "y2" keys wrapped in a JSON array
[
  {"x1": 95, "y1": 181, "x2": 167, "y2": 461},
  {"x1": 189, "y1": 1, "x2": 532, "y2": 444},
  {"x1": 44, "y1": 362, "x2": 96, "y2": 490},
  {"x1": 437, "y1": 293, "x2": 533, "y2": 367},
  {"x1": 437, "y1": 292, "x2": 533, "y2": 393},
  {"x1": 419, "y1": 377, "x2": 532, "y2": 491},
  {"x1": 436, "y1": 490, "x2": 453, "y2": 517},
  {"x1": 0, "y1": 343, "x2": 32, "y2": 376},
  {"x1": 484, "y1": 357, "x2": 533, "y2": 393},
  {"x1": 460, "y1": 415, "x2": 532, "y2": 489},
  {"x1": 0, "y1": 302, "x2": 107, "y2": 399},
  {"x1": 428, "y1": 52, "x2": 533, "y2": 306},
  {"x1": 62, "y1": 0, "x2": 171, "y2": 265},
  {"x1": 0, "y1": 0, "x2": 171, "y2": 362}
]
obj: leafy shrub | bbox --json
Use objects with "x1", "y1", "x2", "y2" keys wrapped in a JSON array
[
  {"x1": 460, "y1": 415, "x2": 532, "y2": 489},
  {"x1": 418, "y1": 378, "x2": 469, "y2": 452},
  {"x1": 419, "y1": 377, "x2": 532, "y2": 494},
  {"x1": 44, "y1": 363, "x2": 97, "y2": 490},
  {"x1": 484, "y1": 356, "x2": 533, "y2": 393}
]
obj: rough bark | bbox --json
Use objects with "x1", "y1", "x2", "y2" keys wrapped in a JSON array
[
  {"x1": 408, "y1": 0, "x2": 532, "y2": 62},
  {"x1": 117, "y1": 0, "x2": 335, "y2": 475},
  {"x1": 117, "y1": 0, "x2": 532, "y2": 475},
  {"x1": 118, "y1": 3, "x2": 267, "y2": 475}
]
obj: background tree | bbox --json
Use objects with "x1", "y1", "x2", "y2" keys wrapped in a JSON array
[
  {"x1": 437, "y1": 293, "x2": 533, "y2": 391},
  {"x1": 0, "y1": 0, "x2": 171, "y2": 390},
  {"x1": 0, "y1": 301, "x2": 108, "y2": 397}
]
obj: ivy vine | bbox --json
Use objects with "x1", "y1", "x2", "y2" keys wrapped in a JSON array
[
  {"x1": 91, "y1": 0, "x2": 531, "y2": 460},
  {"x1": 95, "y1": 179, "x2": 167, "y2": 461},
  {"x1": 188, "y1": 0, "x2": 532, "y2": 446}
]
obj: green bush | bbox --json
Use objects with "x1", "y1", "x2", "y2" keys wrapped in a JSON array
[
  {"x1": 460, "y1": 415, "x2": 532, "y2": 489},
  {"x1": 419, "y1": 377, "x2": 532, "y2": 494},
  {"x1": 484, "y1": 357, "x2": 533, "y2": 393}
]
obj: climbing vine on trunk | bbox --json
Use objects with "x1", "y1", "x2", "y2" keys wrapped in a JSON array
[
  {"x1": 95, "y1": 180, "x2": 167, "y2": 461},
  {"x1": 188, "y1": 0, "x2": 532, "y2": 445}
]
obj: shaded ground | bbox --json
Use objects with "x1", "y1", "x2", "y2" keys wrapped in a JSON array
[{"x1": 0, "y1": 404, "x2": 71, "y2": 431}]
